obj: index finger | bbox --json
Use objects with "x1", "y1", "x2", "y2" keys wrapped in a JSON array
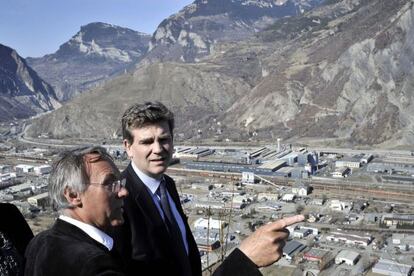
[{"x1": 264, "y1": 215, "x2": 305, "y2": 231}]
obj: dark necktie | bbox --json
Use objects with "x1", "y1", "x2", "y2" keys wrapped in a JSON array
[{"x1": 157, "y1": 180, "x2": 192, "y2": 276}]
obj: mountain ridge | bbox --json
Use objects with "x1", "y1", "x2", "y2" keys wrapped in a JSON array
[
  {"x1": 27, "y1": 22, "x2": 151, "y2": 101},
  {"x1": 26, "y1": 0, "x2": 414, "y2": 147},
  {"x1": 0, "y1": 44, "x2": 60, "y2": 122}
]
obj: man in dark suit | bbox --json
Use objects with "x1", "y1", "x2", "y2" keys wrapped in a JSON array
[
  {"x1": 115, "y1": 101, "x2": 304, "y2": 276},
  {"x1": 25, "y1": 146, "x2": 129, "y2": 276}
]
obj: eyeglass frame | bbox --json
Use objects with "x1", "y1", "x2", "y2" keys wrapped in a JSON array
[{"x1": 88, "y1": 178, "x2": 126, "y2": 193}]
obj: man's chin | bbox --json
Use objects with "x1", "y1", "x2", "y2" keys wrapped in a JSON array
[{"x1": 149, "y1": 166, "x2": 168, "y2": 176}]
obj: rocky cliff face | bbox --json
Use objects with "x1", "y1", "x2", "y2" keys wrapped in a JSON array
[
  {"x1": 27, "y1": 22, "x2": 151, "y2": 101},
  {"x1": 223, "y1": 0, "x2": 414, "y2": 147},
  {"x1": 0, "y1": 44, "x2": 59, "y2": 122},
  {"x1": 146, "y1": 0, "x2": 324, "y2": 62},
  {"x1": 27, "y1": 0, "x2": 414, "y2": 147}
]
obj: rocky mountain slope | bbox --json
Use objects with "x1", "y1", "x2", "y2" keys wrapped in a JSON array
[
  {"x1": 27, "y1": 0, "x2": 414, "y2": 147},
  {"x1": 27, "y1": 22, "x2": 151, "y2": 101},
  {"x1": 222, "y1": 0, "x2": 414, "y2": 146},
  {"x1": 0, "y1": 44, "x2": 59, "y2": 122},
  {"x1": 25, "y1": 62, "x2": 250, "y2": 139},
  {"x1": 145, "y1": 0, "x2": 324, "y2": 62}
]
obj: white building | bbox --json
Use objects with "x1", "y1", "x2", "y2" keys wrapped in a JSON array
[
  {"x1": 292, "y1": 228, "x2": 312, "y2": 239},
  {"x1": 335, "y1": 250, "x2": 360, "y2": 265},
  {"x1": 27, "y1": 192, "x2": 49, "y2": 208},
  {"x1": 291, "y1": 182, "x2": 310, "y2": 196},
  {"x1": 232, "y1": 194, "x2": 254, "y2": 205},
  {"x1": 34, "y1": 165, "x2": 52, "y2": 175},
  {"x1": 7, "y1": 183, "x2": 33, "y2": 195},
  {"x1": 257, "y1": 193, "x2": 279, "y2": 201},
  {"x1": 335, "y1": 159, "x2": 360, "y2": 168},
  {"x1": 15, "y1": 165, "x2": 34, "y2": 176},
  {"x1": 194, "y1": 218, "x2": 227, "y2": 231},
  {"x1": 241, "y1": 172, "x2": 255, "y2": 184},
  {"x1": 392, "y1": 234, "x2": 414, "y2": 250},
  {"x1": 330, "y1": 199, "x2": 352, "y2": 211},
  {"x1": 372, "y1": 259, "x2": 413, "y2": 276},
  {"x1": 281, "y1": 193, "x2": 295, "y2": 202},
  {"x1": 332, "y1": 167, "x2": 351, "y2": 178},
  {"x1": 0, "y1": 173, "x2": 11, "y2": 183},
  {"x1": 360, "y1": 154, "x2": 373, "y2": 164},
  {"x1": 325, "y1": 231, "x2": 372, "y2": 247}
]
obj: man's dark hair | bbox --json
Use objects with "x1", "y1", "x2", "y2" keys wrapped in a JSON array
[{"x1": 121, "y1": 101, "x2": 174, "y2": 144}]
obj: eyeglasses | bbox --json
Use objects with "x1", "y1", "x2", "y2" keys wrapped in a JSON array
[{"x1": 89, "y1": 178, "x2": 126, "y2": 193}]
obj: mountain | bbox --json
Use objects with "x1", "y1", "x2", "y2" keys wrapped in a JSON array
[
  {"x1": 145, "y1": 0, "x2": 324, "y2": 62},
  {"x1": 25, "y1": 62, "x2": 250, "y2": 139},
  {"x1": 26, "y1": 0, "x2": 414, "y2": 147},
  {"x1": 222, "y1": 0, "x2": 414, "y2": 147},
  {"x1": 0, "y1": 44, "x2": 59, "y2": 122},
  {"x1": 27, "y1": 22, "x2": 151, "y2": 101}
]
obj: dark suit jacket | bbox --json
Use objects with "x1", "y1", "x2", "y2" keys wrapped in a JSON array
[
  {"x1": 0, "y1": 203, "x2": 34, "y2": 276},
  {"x1": 25, "y1": 219, "x2": 125, "y2": 276},
  {"x1": 213, "y1": 248, "x2": 262, "y2": 276},
  {"x1": 113, "y1": 163, "x2": 202, "y2": 276},
  {"x1": 113, "y1": 164, "x2": 262, "y2": 276},
  {"x1": 0, "y1": 203, "x2": 33, "y2": 257}
]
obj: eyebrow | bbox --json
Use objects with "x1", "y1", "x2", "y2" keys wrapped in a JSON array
[{"x1": 138, "y1": 133, "x2": 171, "y2": 143}]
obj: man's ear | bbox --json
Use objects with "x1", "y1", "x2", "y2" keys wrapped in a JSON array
[
  {"x1": 63, "y1": 186, "x2": 82, "y2": 207},
  {"x1": 123, "y1": 139, "x2": 132, "y2": 158}
]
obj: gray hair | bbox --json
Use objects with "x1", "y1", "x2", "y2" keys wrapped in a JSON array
[
  {"x1": 121, "y1": 101, "x2": 174, "y2": 145},
  {"x1": 49, "y1": 146, "x2": 114, "y2": 210}
]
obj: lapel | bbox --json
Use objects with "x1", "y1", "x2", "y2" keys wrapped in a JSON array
[{"x1": 123, "y1": 163, "x2": 171, "y2": 243}]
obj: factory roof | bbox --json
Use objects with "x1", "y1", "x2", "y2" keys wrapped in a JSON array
[
  {"x1": 304, "y1": 248, "x2": 330, "y2": 259},
  {"x1": 28, "y1": 192, "x2": 49, "y2": 200},
  {"x1": 335, "y1": 250, "x2": 359, "y2": 261},
  {"x1": 372, "y1": 259, "x2": 412, "y2": 275},
  {"x1": 283, "y1": 240, "x2": 306, "y2": 256},
  {"x1": 257, "y1": 160, "x2": 286, "y2": 170},
  {"x1": 276, "y1": 167, "x2": 295, "y2": 173}
]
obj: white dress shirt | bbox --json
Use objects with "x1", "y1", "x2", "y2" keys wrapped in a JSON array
[
  {"x1": 59, "y1": 215, "x2": 113, "y2": 251},
  {"x1": 131, "y1": 161, "x2": 189, "y2": 254}
]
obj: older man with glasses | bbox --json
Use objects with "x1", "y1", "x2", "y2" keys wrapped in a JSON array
[{"x1": 25, "y1": 146, "x2": 128, "y2": 276}]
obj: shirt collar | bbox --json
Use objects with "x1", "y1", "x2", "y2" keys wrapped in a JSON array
[
  {"x1": 131, "y1": 161, "x2": 161, "y2": 195},
  {"x1": 59, "y1": 215, "x2": 113, "y2": 251}
]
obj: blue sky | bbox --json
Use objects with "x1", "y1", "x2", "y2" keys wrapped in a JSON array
[{"x1": 1, "y1": 0, "x2": 193, "y2": 58}]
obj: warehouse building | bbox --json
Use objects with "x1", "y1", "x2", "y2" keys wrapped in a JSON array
[
  {"x1": 194, "y1": 218, "x2": 227, "y2": 231},
  {"x1": 367, "y1": 161, "x2": 414, "y2": 174},
  {"x1": 34, "y1": 165, "x2": 52, "y2": 175},
  {"x1": 332, "y1": 167, "x2": 351, "y2": 178},
  {"x1": 372, "y1": 259, "x2": 413, "y2": 276},
  {"x1": 334, "y1": 250, "x2": 360, "y2": 265},
  {"x1": 283, "y1": 240, "x2": 306, "y2": 260},
  {"x1": 27, "y1": 192, "x2": 49, "y2": 209},
  {"x1": 392, "y1": 234, "x2": 414, "y2": 250},
  {"x1": 15, "y1": 164, "x2": 34, "y2": 176},
  {"x1": 382, "y1": 214, "x2": 414, "y2": 229},
  {"x1": 325, "y1": 231, "x2": 372, "y2": 247},
  {"x1": 303, "y1": 248, "x2": 330, "y2": 263}
]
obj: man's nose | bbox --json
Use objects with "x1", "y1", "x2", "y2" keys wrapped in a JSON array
[{"x1": 152, "y1": 140, "x2": 163, "y2": 153}]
